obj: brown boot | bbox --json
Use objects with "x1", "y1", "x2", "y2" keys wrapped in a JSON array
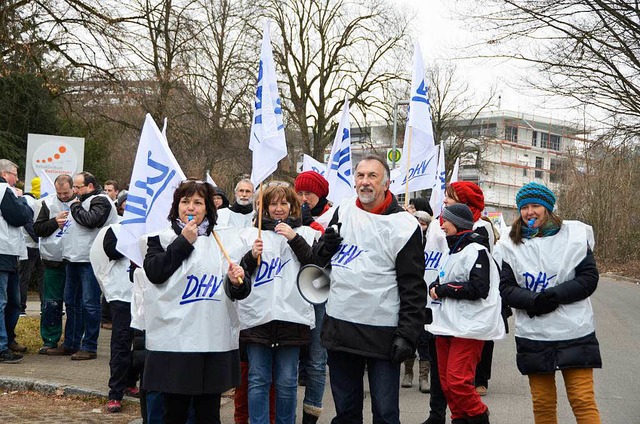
[
  {"x1": 419, "y1": 360, "x2": 430, "y2": 393},
  {"x1": 401, "y1": 358, "x2": 415, "y2": 388}
]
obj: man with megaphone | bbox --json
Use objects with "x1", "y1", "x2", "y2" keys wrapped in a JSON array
[{"x1": 311, "y1": 155, "x2": 426, "y2": 424}]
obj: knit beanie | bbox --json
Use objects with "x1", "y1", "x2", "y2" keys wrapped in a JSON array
[
  {"x1": 30, "y1": 177, "x2": 41, "y2": 199},
  {"x1": 294, "y1": 171, "x2": 329, "y2": 198},
  {"x1": 442, "y1": 203, "x2": 475, "y2": 231},
  {"x1": 516, "y1": 182, "x2": 556, "y2": 211},
  {"x1": 450, "y1": 181, "x2": 484, "y2": 221}
]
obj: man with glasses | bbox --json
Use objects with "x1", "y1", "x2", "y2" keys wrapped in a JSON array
[
  {"x1": 217, "y1": 178, "x2": 255, "y2": 229},
  {"x1": 47, "y1": 172, "x2": 118, "y2": 360},
  {"x1": 0, "y1": 159, "x2": 32, "y2": 363}
]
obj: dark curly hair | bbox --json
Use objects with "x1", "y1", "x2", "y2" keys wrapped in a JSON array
[{"x1": 167, "y1": 180, "x2": 218, "y2": 228}]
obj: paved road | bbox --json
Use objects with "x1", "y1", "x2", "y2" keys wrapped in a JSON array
[{"x1": 1, "y1": 276, "x2": 639, "y2": 423}]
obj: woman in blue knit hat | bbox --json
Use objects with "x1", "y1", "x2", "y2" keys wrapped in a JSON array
[{"x1": 497, "y1": 182, "x2": 601, "y2": 423}]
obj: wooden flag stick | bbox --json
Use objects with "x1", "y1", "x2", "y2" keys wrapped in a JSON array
[
  {"x1": 404, "y1": 126, "x2": 414, "y2": 208},
  {"x1": 212, "y1": 231, "x2": 243, "y2": 285},
  {"x1": 256, "y1": 182, "x2": 264, "y2": 266}
]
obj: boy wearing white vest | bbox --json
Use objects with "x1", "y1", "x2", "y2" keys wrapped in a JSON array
[
  {"x1": 497, "y1": 182, "x2": 601, "y2": 423},
  {"x1": 312, "y1": 156, "x2": 426, "y2": 424},
  {"x1": 427, "y1": 204, "x2": 504, "y2": 424},
  {"x1": 0, "y1": 159, "x2": 32, "y2": 364},
  {"x1": 47, "y1": 171, "x2": 118, "y2": 360}
]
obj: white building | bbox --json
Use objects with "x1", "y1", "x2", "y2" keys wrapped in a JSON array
[{"x1": 329, "y1": 110, "x2": 586, "y2": 221}]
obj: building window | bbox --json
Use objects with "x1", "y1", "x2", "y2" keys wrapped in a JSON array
[
  {"x1": 505, "y1": 125, "x2": 518, "y2": 143},
  {"x1": 532, "y1": 131, "x2": 537, "y2": 147},
  {"x1": 540, "y1": 133, "x2": 561, "y2": 151},
  {"x1": 549, "y1": 158, "x2": 562, "y2": 183},
  {"x1": 535, "y1": 156, "x2": 544, "y2": 179}
]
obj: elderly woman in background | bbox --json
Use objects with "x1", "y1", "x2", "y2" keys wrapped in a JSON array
[{"x1": 142, "y1": 179, "x2": 251, "y2": 424}]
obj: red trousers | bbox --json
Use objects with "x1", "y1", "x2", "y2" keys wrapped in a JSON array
[
  {"x1": 234, "y1": 360, "x2": 276, "y2": 424},
  {"x1": 436, "y1": 337, "x2": 487, "y2": 420}
]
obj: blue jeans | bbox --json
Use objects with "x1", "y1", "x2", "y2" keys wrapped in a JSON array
[
  {"x1": 303, "y1": 303, "x2": 328, "y2": 411},
  {"x1": 246, "y1": 343, "x2": 300, "y2": 424},
  {"x1": 0, "y1": 270, "x2": 21, "y2": 351},
  {"x1": 63, "y1": 262, "x2": 102, "y2": 352},
  {"x1": 327, "y1": 350, "x2": 401, "y2": 424}
]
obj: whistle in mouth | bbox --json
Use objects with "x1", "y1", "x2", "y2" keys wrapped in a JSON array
[
  {"x1": 527, "y1": 218, "x2": 535, "y2": 228},
  {"x1": 188, "y1": 215, "x2": 194, "y2": 222}
]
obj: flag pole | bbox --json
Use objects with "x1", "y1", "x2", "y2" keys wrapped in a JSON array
[
  {"x1": 257, "y1": 182, "x2": 264, "y2": 266},
  {"x1": 212, "y1": 231, "x2": 243, "y2": 285},
  {"x1": 404, "y1": 126, "x2": 413, "y2": 208}
]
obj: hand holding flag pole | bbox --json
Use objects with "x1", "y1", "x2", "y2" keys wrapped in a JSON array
[{"x1": 212, "y1": 231, "x2": 244, "y2": 285}]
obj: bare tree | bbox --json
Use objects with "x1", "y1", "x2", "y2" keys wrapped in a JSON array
[
  {"x1": 257, "y1": 0, "x2": 413, "y2": 170},
  {"x1": 460, "y1": 0, "x2": 640, "y2": 137}
]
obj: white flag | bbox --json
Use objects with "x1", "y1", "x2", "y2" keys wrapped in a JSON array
[
  {"x1": 249, "y1": 21, "x2": 287, "y2": 186},
  {"x1": 450, "y1": 157, "x2": 460, "y2": 183},
  {"x1": 325, "y1": 100, "x2": 356, "y2": 204},
  {"x1": 389, "y1": 42, "x2": 437, "y2": 195},
  {"x1": 117, "y1": 114, "x2": 186, "y2": 266},
  {"x1": 206, "y1": 173, "x2": 217, "y2": 187},
  {"x1": 429, "y1": 143, "x2": 447, "y2": 218},
  {"x1": 36, "y1": 169, "x2": 56, "y2": 199},
  {"x1": 302, "y1": 154, "x2": 327, "y2": 176}
]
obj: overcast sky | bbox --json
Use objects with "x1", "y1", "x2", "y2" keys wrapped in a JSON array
[{"x1": 395, "y1": 0, "x2": 587, "y2": 125}]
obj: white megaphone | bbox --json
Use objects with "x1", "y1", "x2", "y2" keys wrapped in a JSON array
[{"x1": 296, "y1": 264, "x2": 330, "y2": 305}]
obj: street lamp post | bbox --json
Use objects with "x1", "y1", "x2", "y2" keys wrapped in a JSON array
[{"x1": 391, "y1": 100, "x2": 409, "y2": 169}]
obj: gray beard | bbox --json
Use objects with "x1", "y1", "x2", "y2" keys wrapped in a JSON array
[{"x1": 236, "y1": 198, "x2": 251, "y2": 206}]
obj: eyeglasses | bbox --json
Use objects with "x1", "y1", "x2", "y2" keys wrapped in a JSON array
[
  {"x1": 73, "y1": 184, "x2": 85, "y2": 190},
  {"x1": 3, "y1": 171, "x2": 17, "y2": 178},
  {"x1": 180, "y1": 179, "x2": 206, "y2": 185}
]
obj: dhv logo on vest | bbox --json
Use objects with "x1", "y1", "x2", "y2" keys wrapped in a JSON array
[
  {"x1": 424, "y1": 251, "x2": 442, "y2": 270},
  {"x1": 255, "y1": 258, "x2": 291, "y2": 287},
  {"x1": 331, "y1": 243, "x2": 366, "y2": 270},
  {"x1": 523, "y1": 271, "x2": 557, "y2": 293},
  {"x1": 180, "y1": 274, "x2": 224, "y2": 304}
]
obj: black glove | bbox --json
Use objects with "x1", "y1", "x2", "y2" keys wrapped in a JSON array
[
  {"x1": 321, "y1": 225, "x2": 343, "y2": 252},
  {"x1": 527, "y1": 291, "x2": 559, "y2": 318},
  {"x1": 390, "y1": 336, "x2": 414, "y2": 363},
  {"x1": 301, "y1": 203, "x2": 314, "y2": 226}
]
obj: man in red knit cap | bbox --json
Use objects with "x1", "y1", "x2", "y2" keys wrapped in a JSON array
[{"x1": 294, "y1": 171, "x2": 331, "y2": 234}]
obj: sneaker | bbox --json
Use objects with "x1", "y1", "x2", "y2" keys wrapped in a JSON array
[
  {"x1": 19, "y1": 312, "x2": 27, "y2": 317},
  {"x1": 124, "y1": 387, "x2": 140, "y2": 398},
  {"x1": 107, "y1": 399, "x2": 122, "y2": 413},
  {"x1": 476, "y1": 385, "x2": 488, "y2": 396},
  {"x1": 46, "y1": 346, "x2": 78, "y2": 356},
  {"x1": 0, "y1": 350, "x2": 24, "y2": 364},
  {"x1": 71, "y1": 350, "x2": 97, "y2": 360},
  {"x1": 8, "y1": 341, "x2": 27, "y2": 353}
]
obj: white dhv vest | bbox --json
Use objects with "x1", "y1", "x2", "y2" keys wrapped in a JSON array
[
  {"x1": 90, "y1": 223, "x2": 132, "y2": 303},
  {"x1": 39, "y1": 195, "x2": 74, "y2": 262},
  {"x1": 427, "y1": 242, "x2": 505, "y2": 340},
  {"x1": 237, "y1": 226, "x2": 318, "y2": 330},
  {"x1": 496, "y1": 221, "x2": 596, "y2": 341},
  {"x1": 326, "y1": 198, "x2": 418, "y2": 327},
  {"x1": 216, "y1": 208, "x2": 254, "y2": 229},
  {"x1": 63, "y1": 193, "x2": 118, "y2": 262},
  {"x1": 143, "y1": 226, "x2": 246, "y2": 352},
  {"x1": 0, "y1": 183, "x2": 27, "y2": 257}
]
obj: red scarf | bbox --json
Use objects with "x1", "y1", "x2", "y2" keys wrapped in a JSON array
[{"x1": 356, "y1": 191, "x2": 393, "y2": 215}]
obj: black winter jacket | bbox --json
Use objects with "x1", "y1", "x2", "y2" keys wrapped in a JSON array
[{"x1": 500, "y1": 249, "x2": 601, "y2": 374}]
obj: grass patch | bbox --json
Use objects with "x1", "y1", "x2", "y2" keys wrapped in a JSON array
[{"x1": 14, "y1": 316, "x2": 60, "y2": 354}]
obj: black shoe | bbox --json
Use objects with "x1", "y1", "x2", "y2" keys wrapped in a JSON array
[
  {"x1": 0, "y1": 350, "x2": 24, "y2": 364},
  {"x1": 422, "y1": 417, "x2": 446, "y2": 424}
]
